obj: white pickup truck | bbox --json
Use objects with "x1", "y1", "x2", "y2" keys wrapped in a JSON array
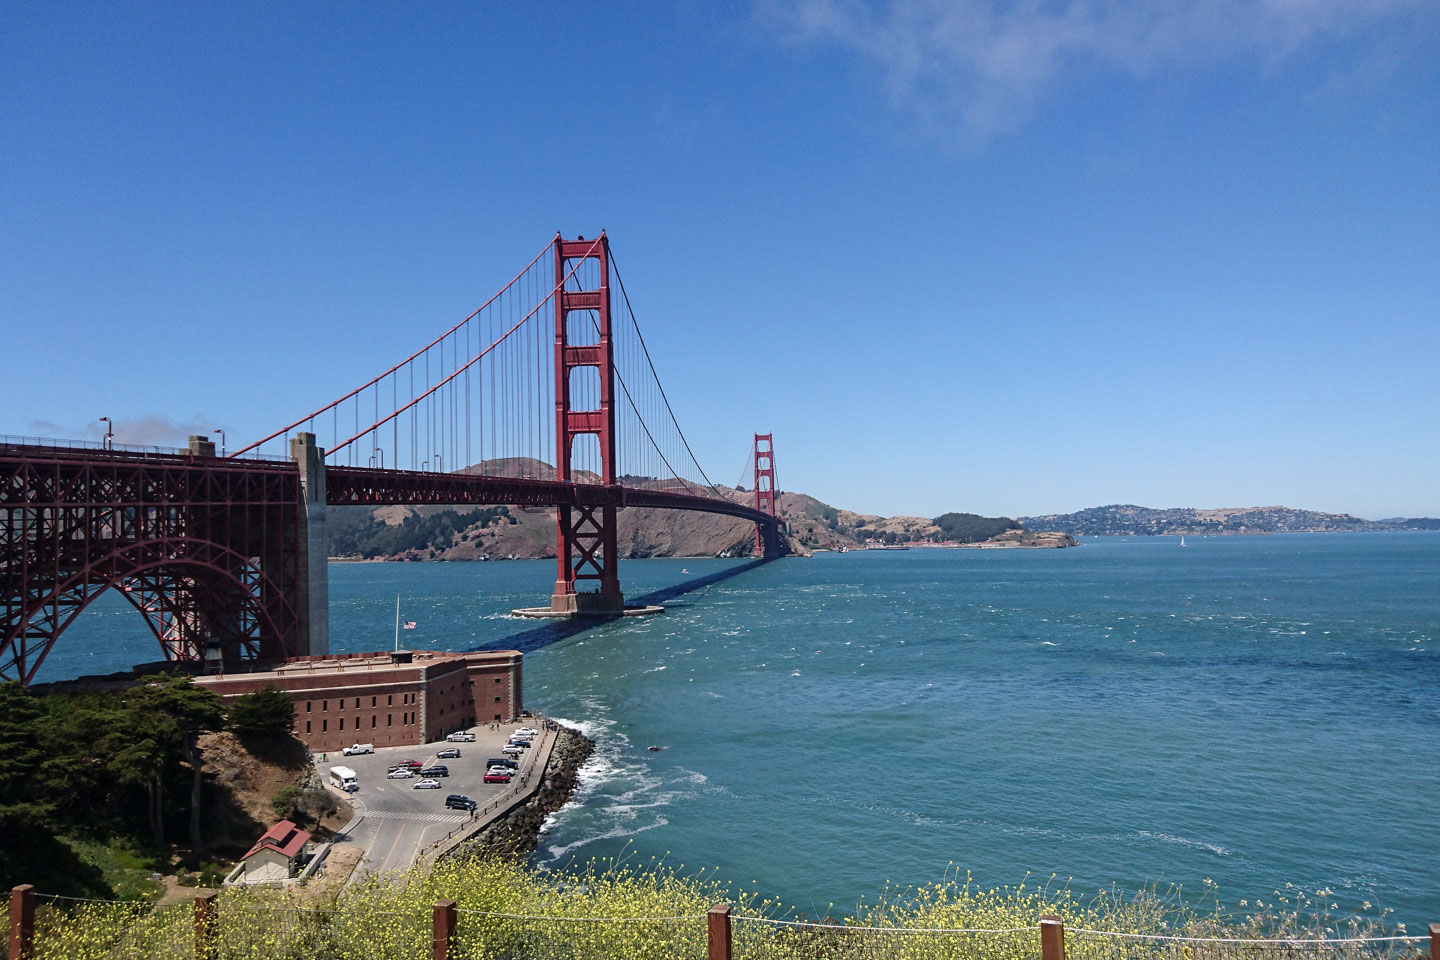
[{"x1": 342, "y1": 743, "x2": 375, "y2": 756}]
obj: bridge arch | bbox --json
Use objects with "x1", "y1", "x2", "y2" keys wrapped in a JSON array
[{"x1": 2, "y1": 537, "x2": 293, "y2": 684}]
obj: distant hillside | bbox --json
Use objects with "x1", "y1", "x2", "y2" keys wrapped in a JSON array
[
  {"x1": 325, "y1": 463, "x2": 1075, "y2": 560},
  {"x1": 1018, "y1": 504, "x2": 1436, "y2": 537}
]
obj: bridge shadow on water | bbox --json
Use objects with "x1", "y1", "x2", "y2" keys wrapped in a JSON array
[{"x1": 468, "y1": 558, "x2": 772, "y2": 655}]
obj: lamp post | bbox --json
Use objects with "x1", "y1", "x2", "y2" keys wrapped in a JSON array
[
  {"x1": 373, "y1": 448, "x2": 384, "y2": 470},
  {"x1": 214, "y1": 428, "x2": 225, "y2": 457},
  {"x1": 433, "y1": 453, "x2": 443, "y2": 473},
  {"x1": 98, "y1": 416, "x2": 113, "y2": 450}
]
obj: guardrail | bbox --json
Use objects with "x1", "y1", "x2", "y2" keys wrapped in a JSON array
[{"x1": 7, "y1": 888, "x2": 1433, "y2": 960}]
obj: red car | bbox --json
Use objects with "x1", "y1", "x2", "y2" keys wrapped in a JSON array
[
  {"x1": 397, "y1": 759, "x2": 423, "y2": 770},
  {"x1": 483, "y1": 771, "x2": 512, "y2": 784}
]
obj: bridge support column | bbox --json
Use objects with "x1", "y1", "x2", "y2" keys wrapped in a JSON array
[
  {"x1": 291, "y1": 433, "x2": 330, "y2": 655},
  {"x1": 550, "y1": 233, "x2": 626, "y2": 615},
  {"x1": 753, "y1": 433, "x2": 781, "y2": 558}
]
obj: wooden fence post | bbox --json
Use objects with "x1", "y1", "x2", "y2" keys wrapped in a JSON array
[
  {"x1": 708, "y1": 904, "x2": 732, "y2": 960},
  {"x1": 1428, "y1": 922, "x2": 1438, "y2": 960},
  {"x1": 8, "y1": 885, "x2": 35, "y2": 960},
  {"x1": 1041, "y1": 915, "x2": 1065, "y2": 960},
  {"x1": 194, "y1": 891, "x2": 218, "y2": 960},
  {"x1": 433, "y1": 899, "x2": 457, "y2": 960}
]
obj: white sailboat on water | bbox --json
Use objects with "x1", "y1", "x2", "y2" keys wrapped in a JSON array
[{"x1": 1180, "y1": 536, "x2": 1187, "y2": 547}]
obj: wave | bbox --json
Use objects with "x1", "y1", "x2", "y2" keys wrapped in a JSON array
[{"x1": 1136, "y1": 830, "x2": 1232, "y2": 857}]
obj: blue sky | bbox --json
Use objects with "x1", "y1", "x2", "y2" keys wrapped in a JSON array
[{"x1": 3, "y1": 1, "x2": 1437, "y2": 519}]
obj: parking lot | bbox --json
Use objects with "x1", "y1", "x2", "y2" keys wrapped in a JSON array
[{"x1": 320, "y1": 719, "x2": 553, "y2": 878}]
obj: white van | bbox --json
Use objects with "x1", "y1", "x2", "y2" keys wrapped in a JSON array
[
  {"x1": 329, "y1": 765, "x2": 359, "y2": 793},
  {"x1": 342, "y1": 743, "x2": 374, "y2": 756}
]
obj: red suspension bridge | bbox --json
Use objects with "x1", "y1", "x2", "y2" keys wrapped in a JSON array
[{"x1": 1, "y1": 233, "x2": 783, "y2": 684}]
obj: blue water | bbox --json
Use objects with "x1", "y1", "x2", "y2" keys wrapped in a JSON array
[{"x1": 39, "y1": 533, "x2": 1440, "y2": 925}]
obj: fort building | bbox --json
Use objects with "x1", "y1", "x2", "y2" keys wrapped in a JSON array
[{"x1": 194, "y1": 648, "x2": 522, "y2": 752}]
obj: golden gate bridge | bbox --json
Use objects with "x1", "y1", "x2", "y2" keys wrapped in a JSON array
[{"x1": 0, "y1": 233, "x2": 782, "y2": 683}]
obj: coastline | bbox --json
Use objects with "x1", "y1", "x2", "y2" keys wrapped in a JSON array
[{"x1": 446, "y1": 724, "x2": 596, "y2": 860}]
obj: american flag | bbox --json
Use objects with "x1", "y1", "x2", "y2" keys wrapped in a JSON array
[{"x1": 403, "y1": 621, "x2": 417, "y2": 630}]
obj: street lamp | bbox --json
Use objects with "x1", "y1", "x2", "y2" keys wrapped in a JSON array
[
  {"x1": 98, "y1": 417, "x2": 113, "y2": 450},
  {"x1": 433, "y1": 453, "x2": 443, "y2": 473},
  {"x1": 373, "y1": 448, "x2": 384, "y2": 470},
  {"x1": 214, "y1": 428, "x2": 225, "y2": 457}
]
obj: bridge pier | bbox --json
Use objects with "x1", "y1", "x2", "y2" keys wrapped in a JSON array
[{"x1": 291, "y1": 433, "x2": 329, "y2": 656}]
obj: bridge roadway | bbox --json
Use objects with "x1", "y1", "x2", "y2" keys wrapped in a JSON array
[{"x1": 329, "y1": 719, "x2": 558, "y2": 880}]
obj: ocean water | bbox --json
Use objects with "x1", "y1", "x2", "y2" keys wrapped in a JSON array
[{"x1": 38, "y1": 533, "x2": 1440, "y2": 925}]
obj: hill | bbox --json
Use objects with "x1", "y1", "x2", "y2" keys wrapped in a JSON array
[
  {"x1": 1018, "y1": 504, "x2": 1436, "y2": 536},
  {"x1": 325, "y1": 463, "x2": 1075, "y2": 560}
]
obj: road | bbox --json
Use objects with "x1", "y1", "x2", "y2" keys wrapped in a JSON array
[{"x1": 319, "y1": 719, "x2": 554, "y2": 879}]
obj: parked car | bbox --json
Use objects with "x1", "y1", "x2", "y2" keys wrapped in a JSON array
[
  {"x1": 445, "y1": 794, "x2": 478, "y2": 811},
  {"x1": 501, "y1": 745, "x2": 524, "y2": 757},
  {"x1": 397, "y1": 759, "x2": 423, "y2": 769},
  {"x1": 420, "y1": 765, "x2": 450, "y2": 778},
  {"x1": 514, "y1": 727, "x2": 539, "y2": 737},
  {"x1": 342, "y1": 743, "x2": 375, "y2": 756},
  {"x1": 487, "y1": 758, "x2": 519, "y2": 770},
  {"x1": 446, "y1": 732, "x2": 477, "y2": 742},
  {"x1": 412, "y1": 778, "x2": 442, "y2": 790},
  {"x1": 386, "y1": 768, "x2": 414, "y2": 779},
  {"x1": 483, "y1": 770, "x2": 512, "y2": 784},
  {"x1": 436, "y1": 747, "x2": 461, "y2": 759}
]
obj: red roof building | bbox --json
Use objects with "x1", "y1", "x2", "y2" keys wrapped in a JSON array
[{"x1": 236, "y1": 819, "x2": 312, "y2": 884}]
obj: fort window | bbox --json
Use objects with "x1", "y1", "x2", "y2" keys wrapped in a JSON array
[
  {"x1": 322, "y1": 719, "x2": 328, "y2": 732},
  {"x1": 371, "y1": 696, "x2": 376, "y2": 708},
  {"x1": 339, "y1": 717, "x2": 344, "y2": 731},
  {"x1": 306, "y1": 720, "x2": 311, "y2": 733},
  {"x1": 306, "y1": 701, "x2": 312, "y2": 712},
  {"x1": 322, "y1": 700, "x2": 328, "y2": 711},
  {"x1": 355, "y1": 697, "x2": 360, "y2": 708},
  {"x1": 371, "y1": 716, "x2": 376, "y2": 728},
  {"x1": 387, "y1": 694, "x2": 393, "y2": 706}
]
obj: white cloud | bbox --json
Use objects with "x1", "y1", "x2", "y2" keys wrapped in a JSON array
[{"x1": 763, "y1": 0, "x2": 1428, "y2": 141}]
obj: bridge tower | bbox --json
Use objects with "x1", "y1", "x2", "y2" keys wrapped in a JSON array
[
  {"x1": 753, "y1": 433, "x2": 779, "y2": 556},
  {"x1": 551, "y1": 233, "x2": 624, "y2": 614}
]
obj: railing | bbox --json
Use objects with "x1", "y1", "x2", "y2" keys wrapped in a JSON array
[
  {"x1": 0, "y1": 434, "x2": 293, "y2": 463},
  {"x1": 6, "y1": 887, "x2": 1432, "y2": 960}
]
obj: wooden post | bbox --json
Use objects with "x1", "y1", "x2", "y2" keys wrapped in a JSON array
[
  {"x1": 1429, "y1": 923, "x2": 1438, "y2": 960},
  {"x1": 433, "y1": 899, "x2": 457, "y2": 960},
  {"x1": 193, "y1": 891, "x2": 218, "y2": 960},
  {"x1": 707, "y1": 904, "x2": 732, "y2": 960},
  {"x1": 8, "y1": 885, "x2": 35, "y2": 960},
  {"x1": 1041, "y1": 915, "x2": 1065, "y2": 960}
]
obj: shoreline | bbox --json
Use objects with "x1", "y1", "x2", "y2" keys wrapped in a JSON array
[{"x1": 445, "y1": 724, "x2": 596, "y2": 861}]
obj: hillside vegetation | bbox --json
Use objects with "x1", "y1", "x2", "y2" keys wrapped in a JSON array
[
  {"x1": 21, "y1": 854, "x2": 1406, "y2": 960},
  {"x1": 0, "y1": 680, "x2": 331, "y2": 898}
]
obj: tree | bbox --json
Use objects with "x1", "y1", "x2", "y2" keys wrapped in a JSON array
[
  {"x1": 228, "y1": 686, "x2": 296, "y2": 738},
  {"x1": 122, "y1": 677, "x2": 226, "y2": 858}
]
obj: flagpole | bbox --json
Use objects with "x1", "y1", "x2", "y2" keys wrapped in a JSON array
[{"x1": 394, "y1": 595, "x2": 400, "y2": 653}]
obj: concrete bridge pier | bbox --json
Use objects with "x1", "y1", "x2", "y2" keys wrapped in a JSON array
[{"x1": 291, "y1": 433, "x2": 329, "y2": 656}]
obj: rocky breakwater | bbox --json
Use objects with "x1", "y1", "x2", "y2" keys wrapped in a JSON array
[{"x1": 451, "y1": 724, "x2": 595, "y2": 859}]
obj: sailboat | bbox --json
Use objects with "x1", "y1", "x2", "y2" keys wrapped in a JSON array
[{"x1": 1180, "y1": 536, "x2": 1187, "y2": 547}]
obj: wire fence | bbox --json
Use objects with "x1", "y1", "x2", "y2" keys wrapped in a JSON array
[{"x1": 5, "y1": 888, "x2": 1432, "y2": 960}]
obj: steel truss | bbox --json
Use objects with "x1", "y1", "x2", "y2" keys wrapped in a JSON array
[{"x1": 1, "y1": 446, "x2": 303, "y2": 683}]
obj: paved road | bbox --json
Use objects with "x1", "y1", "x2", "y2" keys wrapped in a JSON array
[{"x1": 319, "y1": 720, "x2": 552, "y2": 879}]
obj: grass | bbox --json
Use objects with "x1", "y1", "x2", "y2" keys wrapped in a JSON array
[
  {"x1": 16, "y1": 855, "x2": 1423, "y2": 960},
  {"x1": 60, "y1": 837, "x2": 165, "y2": 902}
]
